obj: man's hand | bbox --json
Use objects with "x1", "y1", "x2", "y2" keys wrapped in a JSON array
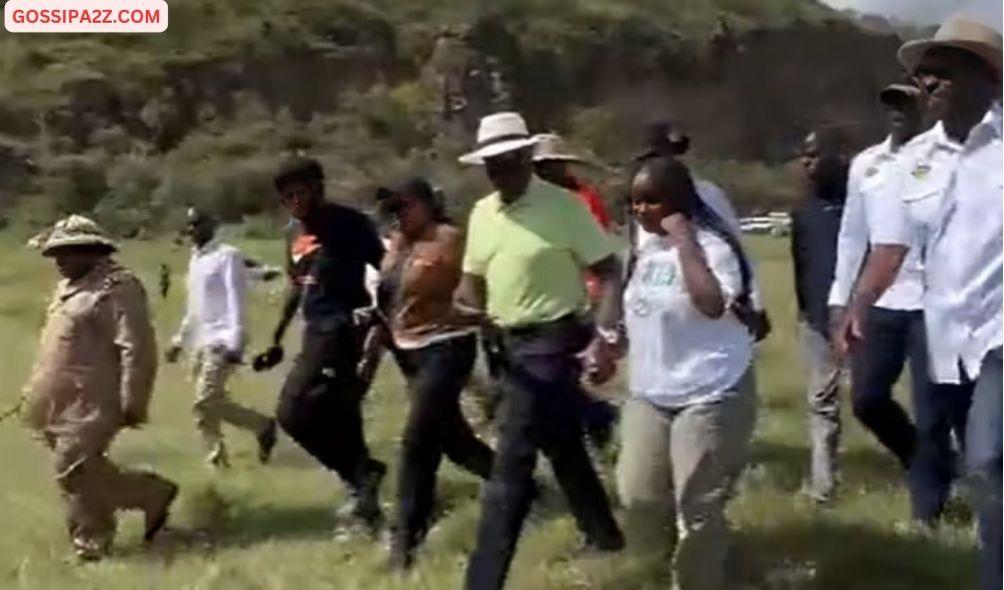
[
  {"x1": 164, "y1": 345, "x2": 182, "y2": 364},
  {"x1": 222, "y1": 349, "x2": 243, "y2": 365},
  {"x1": 582, "y1": 338, "x2": 618, "y2": 385},
  {"x1": 832, "y1": 305, "x2": 865, "y2": 360},
  {"x1": 252, "y1": 346, "x2": 284, "y2": 372}
]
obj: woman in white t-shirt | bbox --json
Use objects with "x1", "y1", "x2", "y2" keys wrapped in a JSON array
[{"x1": 616, "y1": 156, "x2": 757, "y2": 590}]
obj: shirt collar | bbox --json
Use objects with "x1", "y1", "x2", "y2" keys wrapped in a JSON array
[
  {"x1": 493, "y1": 175, "x2": 547, "y2": 212},
  {"x1": 926, "y1": 102, "x2": 1002, "y2": 153},
  {"x1": 194, "y1": 238, "x2": 221, "y2": 256},
  {"x1": 58, "y1": 258, "x2": 113, "y2": 301},
  {"x1": 969, "y1": 102, "x2": 1002, "y2": 144}
]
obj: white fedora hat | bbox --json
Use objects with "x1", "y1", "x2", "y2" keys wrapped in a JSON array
[
  {"x1": 458, "y1": 112, "x2": 541, "y2": 165},
  {"x1": 898, "y1": 15, "x2": 1002, "y2": 76},
  {"x1": 531, "y1": 133, "x2": 586, "y2": 163}
]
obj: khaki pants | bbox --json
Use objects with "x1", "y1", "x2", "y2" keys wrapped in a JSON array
[
  {"x1": 49, "y1": 434, "x2": 175, "y2": 558},
  {"x1": 798, "y1": 321, "x2": 842, "y2": 501},
  {"x1": 616, "y1": 371, "x2": 757, "y2": 590},
  {"x1": 191, "y1": 346, "x2": 270, "y2": 464}
]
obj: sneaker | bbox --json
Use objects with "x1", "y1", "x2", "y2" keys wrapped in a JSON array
[
  {"x1": 351, "y1": 461, "x2": 387, "y2": 531},
  {"x1": 73, "y1": 538, "x2": 111, "y2": 563},
  {"x1": 257, "y1": 419, "x2": 278, "y2": 464},
  {"x1": 388, "y1": 535, "x2": 416, "y2": 572},
  {"x1": 144, "y1": 481, "x2": 179, "y2": 543}
]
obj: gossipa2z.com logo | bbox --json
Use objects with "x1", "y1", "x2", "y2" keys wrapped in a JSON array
[{"x1": 5, "y1": 0, "x2": 168, "y2": 33}]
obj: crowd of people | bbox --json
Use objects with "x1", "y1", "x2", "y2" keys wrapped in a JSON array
[{"x1": 18, "y1": 14, "x2": 1001, "y2": 590}]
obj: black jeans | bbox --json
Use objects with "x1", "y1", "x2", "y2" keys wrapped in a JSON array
[
  {"x1": 394, "y1": 334, "x2": 495, "y2": 548},
  {"x1": 276, "y1": 323, "x2": 382, "y2": 488},
  {"x1": 850, "y1": 308, "x2": 970, "y2": 521},
  {"x1": 465, "y1": 318, "x2": 623, "y2": 590}
]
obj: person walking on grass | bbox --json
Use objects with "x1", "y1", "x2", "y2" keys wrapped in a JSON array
[
  {"x1": 790, "y1": 128, "x2": 851, "y2": 504},
  {"x1": 836, "y1": 16, "x2": 1002, "y2": 589},
  {"x1": 457, "y1": 112, "x2": 625, "y2": 590},
  {"x1": 362, "y1": 178, "x2": 496, "y2": 571},
  {"x1": 22, "y1": 215, "x2": 177, "y2": 562},
  {"x1": 255, "y1": 156, "x2": 387, "y2": 532},
  {"x1": 827, "y1": 82, "x2": 968, "y2": 525},
  {"x1": 633, "y1": 120, "x2": 771, "y2": 342},
  {"x1": 617, "y1": 156, "x2": 758, "y2": 590},
  {"x1": 532, "y1": 133, "x2": 619, "y2": 450},
  {"x1": 165, "y1": 207, "x2": 277, "y2": 469}
]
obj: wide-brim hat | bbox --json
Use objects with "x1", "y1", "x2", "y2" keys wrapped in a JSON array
[
  {"x1": 41, "y1": 214, "x2": 117, "y2": 256},
  {"x1": 458, "y1": 112, "x2": 541, "y2": 165},
  {"x1": 531, "y1": 133, "x2": 586, "y2": 164},
  {"x1": 898, "y1": 15, "x2": 1002, "y2": 77},
  {"x1": 879, "y1": 83, "x2": 922, "y2": 106}
]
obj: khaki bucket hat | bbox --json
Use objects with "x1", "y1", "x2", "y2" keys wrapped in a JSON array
[{"x1": 41, "y1": 215, "x2": 117, "y2": 256}]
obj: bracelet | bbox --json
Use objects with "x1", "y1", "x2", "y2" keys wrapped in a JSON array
[{"x1": 596, "y1": 325, "x2": 623, "y2": 345}]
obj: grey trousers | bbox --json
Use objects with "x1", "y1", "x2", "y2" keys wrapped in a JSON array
[
  {"x1": 799, "y1": 321, "x2": 842, "y2": 501},
  {"x1": 616, "y1": 371, "x2": 757, "y2": 590}
]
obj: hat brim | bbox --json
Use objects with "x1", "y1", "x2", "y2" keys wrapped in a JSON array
[
  {"x1": 458, "y1": 137, "x2": 541, "y2": 165},
  {"x1": 879, "y1": 83, "x2": 921, "y2": 105},
  {"x1": 532, "y1": 153, "x2": 587, "y2": 164},
  {"x1": 41, "y1": 236, "x2": 117, "y2": 257},
  {"x1": 898, "y1": 39, "x2": 1003, "y2": 76}
]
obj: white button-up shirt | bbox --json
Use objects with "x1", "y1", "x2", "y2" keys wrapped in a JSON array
[
  {"x1": 172, "y1": 239, "x2": 248, "y2": 354},
  {"x1": 828, "y1": 136, "x2": 924, "y2": 309},
  {"x1": 868, "y1": 104, "x2": 1003, "y2": 384}
]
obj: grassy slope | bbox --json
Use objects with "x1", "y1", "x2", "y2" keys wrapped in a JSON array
[{"x1": 0, "y1": 233, "x2": 977, "y2": 589}]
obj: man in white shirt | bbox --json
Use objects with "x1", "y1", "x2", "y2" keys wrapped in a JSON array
[
  {"x1": 829, "y1": 82, "x2": 965, "y2": 524},
  {"x1": 837, "y1": 17, "x2": 1001, "y2": 589},
  {"x1": 166, "y1": 208, "x2": 277, "y2": 468}
]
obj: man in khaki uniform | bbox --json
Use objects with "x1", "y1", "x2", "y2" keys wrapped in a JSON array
[{"x1": 22, "y1": 215, "x2": 178, "y2": 562}]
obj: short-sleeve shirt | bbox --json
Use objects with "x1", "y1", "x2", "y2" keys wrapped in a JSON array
[
  {"x1": 624, "y1": 229, "x2": 753, "y2": 408},
  {"x1": 827, "y1": 137, "x2": 924, "y2": 310},
  {"x1": 463, "y1": 176, "x2": 615, "y2": 328},
  {"x1": 285, "y1": 202, "x2": 385, "y2": 327}
]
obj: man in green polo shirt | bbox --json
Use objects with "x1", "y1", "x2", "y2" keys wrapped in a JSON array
[{"x1": 456, "y1": 112, "x2": 625, "y2": 590}]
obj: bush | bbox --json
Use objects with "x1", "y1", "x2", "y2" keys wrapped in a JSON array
[{"x1": 36, "y1": 151, "x2": 108, "y2": 216}]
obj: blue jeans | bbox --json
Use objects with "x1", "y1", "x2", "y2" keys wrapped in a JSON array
[
  {"x1": 965, "y1": 347, "x2": 1002, "y2": 590},
  {"x1": 851, "y1": 308, "x2": 970, "y2": 522}
]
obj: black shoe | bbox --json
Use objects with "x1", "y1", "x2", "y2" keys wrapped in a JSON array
[
  {"x1": 351, "y1": 461, "x2": 387, "y2": 530},
  {"x1": 582, "y1": 529, "x2": 625, "y2": 553},
  {"x1": 257, "y1": 419, "x2": 278, "y2": 464},
  {"x1": 144, "y1": 482, "x2": 179, "y2": 543}
]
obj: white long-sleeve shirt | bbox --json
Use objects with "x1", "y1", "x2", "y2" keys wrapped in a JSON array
[
  {"x1": 827, "y1": 136, "x2": 924, "y2": 310},
  {"x1": 867, "y1": 105, "x2": 1003, "y2": 383},
  {"x1": 172, "y1": 239, "x2": 248, "y2": 353}
]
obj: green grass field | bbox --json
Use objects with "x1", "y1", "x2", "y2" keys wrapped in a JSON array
[{"x1": 0, "y1": 232, "x2": 979, "y2": 589}]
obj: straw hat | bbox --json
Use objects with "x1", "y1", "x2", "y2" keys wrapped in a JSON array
[
  {"x1": 41, "y1": 215, "x2": 117, "y2": 256},
  {"x1": 898, "y1": 15, "x2": 1002, "y2": 76},
  {"x1": 458, "y1": 112, "x2": 540, "y2": 165},
  {"x1": 531, "y1": 133, "x2": 586, "y2": 163}
]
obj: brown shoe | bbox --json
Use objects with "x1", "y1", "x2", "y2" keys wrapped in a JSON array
[
  {"x1": 144, "y1": 481, "x2": 179, "y2": 543},
  {"x1": 257, "y1": 419, "x2": 278, "y2": 464}
]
